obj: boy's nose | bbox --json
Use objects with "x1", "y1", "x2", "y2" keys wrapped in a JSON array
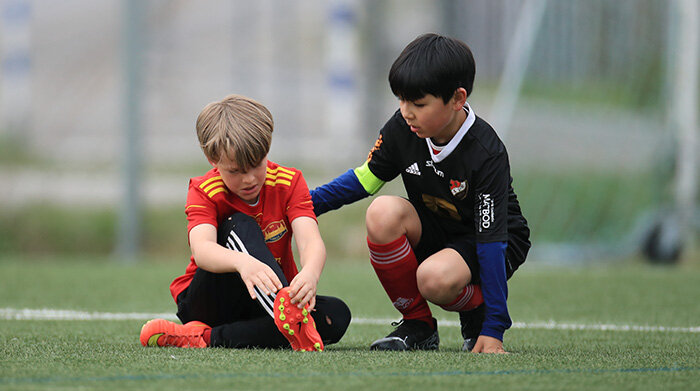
[{"x1": 399, "y1": 102, "x2": 414, "y2": 120}]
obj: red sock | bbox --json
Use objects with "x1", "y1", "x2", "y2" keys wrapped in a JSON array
[
  {"x1": 439, "y1": 284, "x2": 483, "y2": 312},
  {"x1": 368, "y1": 236, "x2": 433, "y2": 328}
]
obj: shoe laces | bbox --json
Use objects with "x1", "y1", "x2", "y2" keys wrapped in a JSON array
[
  {"x1": 387, "y1": 318, "x2": 431, "y2": 339},
  {"x1": 162, "y1": 329, "x2": 202, "y2": 347}
]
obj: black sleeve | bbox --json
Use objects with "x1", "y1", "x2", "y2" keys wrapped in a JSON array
[
  {"x1": 472, "y1": 151, "x2": 510, "y2": 242},
  {"x1": 366, "y1": 111, "x2": 403, "y2": 183}
]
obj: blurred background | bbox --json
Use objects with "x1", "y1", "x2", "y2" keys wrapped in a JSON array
[{"x1": 0, "y1": 0, "x2": 697, "y2": 266}]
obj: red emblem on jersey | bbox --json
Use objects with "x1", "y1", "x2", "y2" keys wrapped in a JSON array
[{"x1": 449, "y1": 179, "x2": 468, "y2": 200}]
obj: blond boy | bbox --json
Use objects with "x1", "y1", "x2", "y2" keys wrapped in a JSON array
[{"x1": 140, "y1": 94, "x2": 350, "y2": 350}]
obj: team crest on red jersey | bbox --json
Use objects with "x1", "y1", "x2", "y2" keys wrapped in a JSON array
[
  {"x1": 450, "y1": 179, "x2": 468, "y2": 200},
  {"x1": 263, "y1": 220, "x2": 287, "y2": 243}
]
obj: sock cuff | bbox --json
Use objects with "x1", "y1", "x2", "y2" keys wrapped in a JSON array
[
  {"x1": 440, "y1": 284, "x2": 483, "y2": 312},
  {"x1": 367, "y1": 236, "x2": 413, "y2": 266},
  {"x1": 367, "y1": 235, "x2": 408, "y2": 251}
]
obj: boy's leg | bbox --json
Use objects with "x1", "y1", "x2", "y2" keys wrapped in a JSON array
[
  {"x1": 217, "y1": 213, "x2": 288, "y2": 286},
  {"x1": 365, "y1": 196, "x2": 438, "y2": 351},
  {"x1": 198, "y1": 213, "x2": 331, "y2": 350},
  {"x1": 177, "y1": 213, "x2": 288, "y2": 326},
  {"x1": 311, "y1": 295, "x2": 352, "y2": 345},
  {"x1": 152, "y1": 213, "x2": 293, "y2": 349},
  {"x1": 210, "y1": 294, "x2": 351, "y2": 349},
  {"x1": 416, "y1": 248, "x2": 482, "y2": 311},
  {"x1": 415, "y1": 245, "x2": 485, "y2": 351}
]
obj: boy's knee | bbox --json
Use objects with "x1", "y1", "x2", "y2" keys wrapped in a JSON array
[
  {"x1": 216, "y1": 213, "x2": 261, "y2": 246},
  {"x1": 365, "y1": 196, "x2": 406, "y2": 240},
  {"x1": 416, "y1": 261, "x2": 464, "y2": 303},
  {"x1": 316, "y1": 297, "x2": 351, "y2": 345},
  {"x1": 221, "y1": 213, "x2": 258, "y2": 232}
]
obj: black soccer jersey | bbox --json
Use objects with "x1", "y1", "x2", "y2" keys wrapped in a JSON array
[
  {"x1": 366, "y1": 105, "x2": 529, "y2": 245},
  {"x1": 309, "y1": 103, "x2": 531, "y2": 341}
]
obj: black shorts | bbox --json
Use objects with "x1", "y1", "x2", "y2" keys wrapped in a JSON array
[
  {"x1": 409, "y1": 198, "x2": 528, "y2": 283},
  {"x1": 175, "y1": 213, "x2": 351, "y2": 348}
]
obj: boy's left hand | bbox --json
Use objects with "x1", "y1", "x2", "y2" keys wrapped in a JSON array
[
  {"x1": 471, "y1": 335, "x2": 508, "y2": 354},
  {"x1": 288, "y1": 269, "x2": 319, "y2": 311}
]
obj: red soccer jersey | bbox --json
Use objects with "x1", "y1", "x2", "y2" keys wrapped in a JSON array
[{"x1": 169, "y1": 161, "x2": 316, "y2": 302}]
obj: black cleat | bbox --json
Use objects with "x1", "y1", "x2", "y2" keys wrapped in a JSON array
[
  {"x1": 370, "y1": 318, "x2": 439, "y2": 351},
  {"x1": 459, "y1": 304, "x2": 485, "y2": 351}
]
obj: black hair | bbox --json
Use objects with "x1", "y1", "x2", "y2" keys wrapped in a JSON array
[{"x1": 389, "y1": 33, "x2": 475, "y2": 103}]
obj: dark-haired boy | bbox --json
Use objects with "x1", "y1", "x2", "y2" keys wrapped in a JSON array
[{"x1": 311, "y1": 33, "x2": 530, "y2": 353}]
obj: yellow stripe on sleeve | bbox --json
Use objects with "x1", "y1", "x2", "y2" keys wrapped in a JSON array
[
  {"x1": 203, "y1": 181, "x2": 224, "y2": 193},
  {"x1": 265, "y1": 179, "x2": 292, "y2": 187},
  {"x1": 267, "y1": 166, "x2": 296, "y2": 177},
  {"x1": 266, "y1": 172, "x2": 293, "y2": 181},
  {"x1": 208, "y1": 187, "x2": 228, "y2": 198},
  {"x1": 199, "y1": 176, "x2": 223, "y2": 189}
]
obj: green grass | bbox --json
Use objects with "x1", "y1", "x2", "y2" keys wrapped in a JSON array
[
  {"x1": 513, "y1": 169, "x2": 662, "y2": 243},
  {"x1": 1, "y1": 256, "x2": 698, "y2": 390}
]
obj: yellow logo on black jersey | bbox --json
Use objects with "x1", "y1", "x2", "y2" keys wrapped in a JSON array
[{"x1": 422, "y1": 194, "x2": 461, "y2": 221}]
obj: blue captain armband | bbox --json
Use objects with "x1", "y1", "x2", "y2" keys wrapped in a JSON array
[{"x1": 310, "y1": 162, "x2": 385, "y2": 216}]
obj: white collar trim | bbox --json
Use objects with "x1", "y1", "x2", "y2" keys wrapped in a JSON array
[{"x1": 426, "y1": 103, "x2": 475, "y2": 163}]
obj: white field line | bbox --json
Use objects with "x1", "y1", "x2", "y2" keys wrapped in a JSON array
[{"x1": 1, "y1": 307, "x2": 698, "y2": 333}]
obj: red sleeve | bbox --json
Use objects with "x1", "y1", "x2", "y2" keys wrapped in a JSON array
[
  {"x1": 286, "y1": 171, "x2": 317, "y2": 223},
  {"x1": 185, "y1": 179, "x2": 219, "y2": 234}
]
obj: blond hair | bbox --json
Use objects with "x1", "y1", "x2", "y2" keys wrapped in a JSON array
[{"x1": 196, "y1": 94, "x2": 273, "y2": 171}]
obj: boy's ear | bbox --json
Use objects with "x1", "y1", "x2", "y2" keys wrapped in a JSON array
[{"x1": 452, "y1": 87, "x2": 468, "y2": 109}]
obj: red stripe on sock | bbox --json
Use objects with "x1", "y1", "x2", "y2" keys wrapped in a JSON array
[{"x1": 440, "y1": 284, "x2": 483, "y2": 312}]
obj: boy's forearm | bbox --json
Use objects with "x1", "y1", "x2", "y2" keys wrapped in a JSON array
[
  {"x1": 310, "y1": 166, "x2": 383, "y2": 216},
  {"x1": 297, "y1": 239, "x2": 326, "y2": 278},
  {"x1": 476, "y1": 241, "x2": 511, "y2": 341},
  {"x1": 291, "y1": 216, "x2": 326, "y2": 279},
  {"x1": 191, "y1": 240, "x2": 250, "y2": 274}
]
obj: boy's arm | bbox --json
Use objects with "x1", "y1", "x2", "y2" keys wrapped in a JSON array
[
  {"x1": 287, "y1": 216, "x2": 326, "y2": 311},
  {"x1": 471, "y1": 149, "x2": 512, "y2": 352},
  {"x1": 189, "y1": 223, "x2": 283, "y2": 299},
  {"x1": 310, "y1": 162, "x2": 386, "y2": 216},
  {"x1": 473, "y1": 240, "x2": 510, "y2": 353}
]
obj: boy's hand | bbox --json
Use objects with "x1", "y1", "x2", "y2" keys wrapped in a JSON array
[
  {"x1": 288, "y1": 269, "x2": 319, "y2": 311},
  {"x1": 471, "y1": 335, "x2": 509, "y2": 354},
  {"x1": 237, "y1": 257, "x2": 283, "y2": 300}
]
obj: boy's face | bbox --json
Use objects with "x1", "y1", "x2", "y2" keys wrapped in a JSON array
[
  {"x1": 398, "y1": 90, "x2": 466, "y2": 144},
  {"x1": 211, "y1": 155, "x2": 268, "y2": 204}
]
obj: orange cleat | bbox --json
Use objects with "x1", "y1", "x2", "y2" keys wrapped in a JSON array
[
  {"x1": 140, "y1": 318, "x2": 210, "y2": 348},
  {"x1": 273, "y1": 287, "x2": 324, "y2": 352}
]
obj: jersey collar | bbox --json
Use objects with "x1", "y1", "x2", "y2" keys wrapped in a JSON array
[{"x1": 426, "y1": 102, "x2": 475, "y2": 163}]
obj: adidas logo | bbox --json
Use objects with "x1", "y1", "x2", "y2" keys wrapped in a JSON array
[{"x1": 405, "y1": 162, "x2": 421, "y2": 176}]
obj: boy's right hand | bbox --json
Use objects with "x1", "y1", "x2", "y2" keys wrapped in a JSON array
[
  {"x1": 471, "y1": 335, "x2": 508, "y2": 354},
  {"x1": 236, "y1": 257, "x2": 283, "y2": 300}
]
